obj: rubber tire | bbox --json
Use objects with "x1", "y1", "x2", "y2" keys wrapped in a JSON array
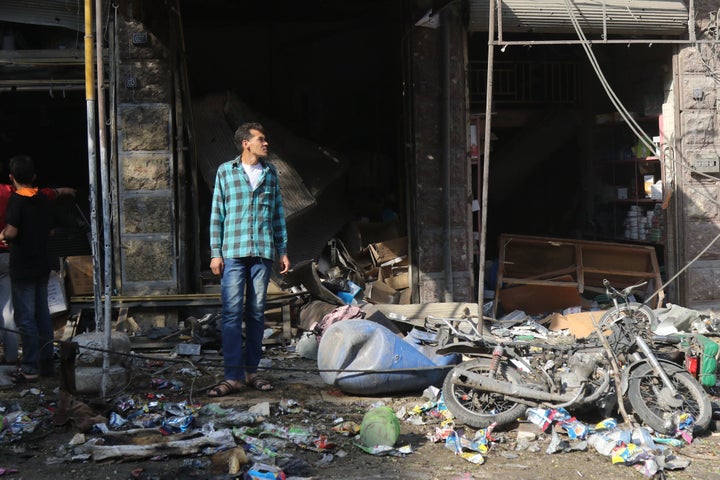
[
  {"x1": 442, "y1": 358, "x2": 528, "y2": 429},
  {"x1": 598, "y1": 302, "x2": 657, "y2": 331},
  {"x1": 627, "y1": 362, "x2": 712, "y2": 435}
]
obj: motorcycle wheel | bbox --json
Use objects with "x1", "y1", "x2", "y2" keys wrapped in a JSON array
[
  {"x1": 627, "y1": 362, "x2": 712, "y2": 435},
  {"x1": 442, "y1": 358, "x2": 528, "y2": 429},
  {"x1": 598, "y1": 302, "x2": 657, "y2": 332}
]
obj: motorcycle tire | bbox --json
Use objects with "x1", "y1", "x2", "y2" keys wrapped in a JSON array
[
  {"x1": 627, "y1": 362, "x2": 712, "y2": 435},
  {"x1": 598, "y1": 302, "x2": 657, "y2": 331},
  {"x1": 442, "y1": 358, "x2": 528, "y2": 429}
]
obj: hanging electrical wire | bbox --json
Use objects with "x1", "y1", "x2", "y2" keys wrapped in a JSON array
[
  {"x1": 564, "y1": 0, "x2": 720, "y2": 211},
  {"x1": 562, "y1": 0, "x2": 657, "y2": 156}
]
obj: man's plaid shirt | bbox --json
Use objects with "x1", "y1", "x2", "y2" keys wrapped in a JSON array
[{"x1": 210, "y1": 157, "x2": 288, "y2": 261}]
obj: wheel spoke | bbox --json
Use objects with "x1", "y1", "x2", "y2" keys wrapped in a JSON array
[{"x1": 637, "y1": 374, "x2": 701, "y2": 419}]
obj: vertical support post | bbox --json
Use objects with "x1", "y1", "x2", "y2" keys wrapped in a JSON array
[
  {"x1": 478, "y1": 0, "x2": 497, "y2": 318},
  {"x1": 95, "y1": 0, "x2": 114, "y2": 397},
  {"x1": 441, "y1": 8, "x2": 454, "y2": 302},
  {"x1": 84, "y1": 0, "x2": 102, "y2": 328},
  {"x1": 688, "y1": 0, "x2": 696, "y2": 43}
]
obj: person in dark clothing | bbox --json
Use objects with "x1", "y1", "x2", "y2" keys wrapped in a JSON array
[
  {"x1": 0, "y1": 155, "x2": 55, "y2": 383},
  {"x1": 0, "y1": 160, "x2": 75, "y2": 366}
]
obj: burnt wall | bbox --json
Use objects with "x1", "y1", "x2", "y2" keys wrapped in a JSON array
[
  {"x1": 409, "y1": 4, "x2": 474, "y2": 302},
  {"x1": 113, "y1": 17, "x2": 178, "y2": 296}
]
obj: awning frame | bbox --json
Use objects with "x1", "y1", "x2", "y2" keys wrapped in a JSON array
[
  {"x1": 474, "y1": 0, "x2": 720, "y2": 317},
  {"x1": 472, "y1": 0, "x2": 712, "y2": 47}
]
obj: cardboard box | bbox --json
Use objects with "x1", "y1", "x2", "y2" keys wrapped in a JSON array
[
  {"x1": 65, "y1": 255, "x2": 94, "y2": 296},
  {"x1": 368, "y1": 237, "x2": 408, "y2": 266},
  {"x1": 383, "y1": 271, "x2": 409, "y2": 290},
  {"x1": 48, "y1": 270, "x2": 67, "y2": 315},
  {"x1": 398, "y1": 288, "x2": 412, "y2": 304},
  {"x1": 367, "y1": 279, "x2": 399, "y2": 304},
  {"x1": 379, "y1": 258, "x2": 409, "y2": 290},
  {"x1": 548, "y1": 310, "x2": 609, "y2": 338}
]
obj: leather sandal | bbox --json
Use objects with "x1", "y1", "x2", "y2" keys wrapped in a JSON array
[
  {"x1": 11, "y1": 370, "x2": 39, "y2": 384},
  {"x1": 207, "y1": 380, "x2": 242, "y2": 398},
  {"x1": 246, "y1": 376, "x2": 274, "y2": 391}
]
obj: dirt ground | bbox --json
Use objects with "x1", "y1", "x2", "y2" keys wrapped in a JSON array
[{"x1": 0, "y1": 345, "x2": 719, "y2": 480}]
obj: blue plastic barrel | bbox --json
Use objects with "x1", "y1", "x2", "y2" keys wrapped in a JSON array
[{"x1": 317, "y1": 319, "x2": 454, "y2": 394}]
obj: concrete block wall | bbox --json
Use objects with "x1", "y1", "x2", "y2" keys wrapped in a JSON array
[
  {"x1": 676, "y1": 0, "x2": 720, "y2": 309},
  {"x1": 114, "y1": 17, "x2": 178, "y2": 296}
]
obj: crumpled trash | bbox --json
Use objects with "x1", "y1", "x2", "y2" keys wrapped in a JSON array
[
  {"x1": 53, "y1": 391, "x2": 107, "y2": 433},
  {"x1": 246, "y1": 462, "x2": 286, "y2": 480}
]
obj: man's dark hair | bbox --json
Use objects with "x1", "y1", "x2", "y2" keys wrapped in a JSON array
[
  {"x1": 234, "y1": 122, "x2": 265, "y2": 147},
  {"x1": 8, "y1": 154, "x2": 35, "y2": 185}
]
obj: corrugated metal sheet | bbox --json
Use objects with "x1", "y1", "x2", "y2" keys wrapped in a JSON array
[
  {"x1": 469, "y1": 0, "x2": 688, "y2": 35},
  {"x1": 192, "y1": 93, "x2": 317, "y2": 221},
  {"x1": 0, "y1": 1, "x2": 83, "y2": 32}
]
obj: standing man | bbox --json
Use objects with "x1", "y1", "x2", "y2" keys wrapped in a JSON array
[{"x1": 208, "y1": 122, "x2": 290, "y2": 397}]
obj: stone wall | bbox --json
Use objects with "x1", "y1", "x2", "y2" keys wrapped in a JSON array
[
  {"x1": 114, "y1": 17, "x2": 178, "y2": 296},
  {"x1": 676, "y1": 0, "x2": 720, "y2": 310},
  {"x1": 409, "y1": 4, "x2": 475, "y2": 303}
]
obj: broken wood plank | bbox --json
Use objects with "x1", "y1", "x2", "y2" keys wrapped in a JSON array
[
  {"x1": 370, "y1": 302, "x2": 479, "y2": 320},
  {"x1": 89, "y1": 429, "x2": 236, "y2": 461}
]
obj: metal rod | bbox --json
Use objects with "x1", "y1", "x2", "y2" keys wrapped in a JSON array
[
  {"x1": 689, "y1": 0, "x2": 696, "y2": 43},
  {"x1": 83, "y1": 0, "x2": 102, "y2": 330},
  {"x1": 0, "y1": 86, "x2": 86, "y2": 93},
  {"x1": 497, "y1": 0, "x2": 503, "y2": 44},
  {"x1": 95, "y1": 0, "x2": 113, "y2": 398},
  {"x1": 478, "y1": 0, "x2": 496, "y2": 321},
  {"x1": 492, "y1": 38, "x2": 720, "y2": 46},
  {"x1": 442, "y1": 8, "x2": 454, "y2": 302},
  {"x1": 635, "y1": 335, "x2": 679, "y2": 396}
]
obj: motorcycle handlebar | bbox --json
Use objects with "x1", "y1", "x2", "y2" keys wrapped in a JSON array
[{"x1": 603, "y1": 278, "x2": 648, "y2": 299}]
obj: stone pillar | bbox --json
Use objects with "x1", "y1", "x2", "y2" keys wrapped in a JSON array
[
  {"x1": 114, "y1": 17, "x2": 178, "y2": 297},
  {"x1": 408, "y1": 5, "x2": 475, "y2": 303},
  {"x1": 675, "y1": 0, "x2": 720, "y2": 310}
]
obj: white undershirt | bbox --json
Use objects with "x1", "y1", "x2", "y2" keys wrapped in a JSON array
[{"x1": 243, "y1": 162, "x2": 263, "y2": 190}]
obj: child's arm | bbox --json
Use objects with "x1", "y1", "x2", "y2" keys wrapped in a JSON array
[
  {"x1": 0, "y1": 224, "x2": 17, "y2": 241},
  {"x1": 40, "y1": 187, "x2": 77, "y2": 199}
]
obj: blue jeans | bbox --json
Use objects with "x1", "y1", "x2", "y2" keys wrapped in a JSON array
[
  {"x1": 0, "y1": 253, "x2": 19, "y2": 363},
  {"x1": 11, "y1": 275, "x2": 53, "y2": 375},
  {"x1": 221, "y1": 257, "x2": 272, "y2": 382}
]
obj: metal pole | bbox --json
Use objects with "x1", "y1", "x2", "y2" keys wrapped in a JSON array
[
  {"x1": 478, "y1": 0, "x2": 496, "y2": 315},
  {"x1": 95, "y1": 0, "x2": 113, "y2": 397},
  {"x1": 493, "y1": 38, "x2": 719, "y2": 46},
  {"x1": 688, "y1": 0, "x2": 696, "y2": 43},
  {"x1": 442, "y1": 8, "x2": 454, "y2": 302},
  {"x1": 83, "y1": 0, "x2": 102, "y2": 328}
]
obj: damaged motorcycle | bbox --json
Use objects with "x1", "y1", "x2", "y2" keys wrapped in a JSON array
[{"x1": 437, "y1": 279, "x2": 712, "y2": 435}]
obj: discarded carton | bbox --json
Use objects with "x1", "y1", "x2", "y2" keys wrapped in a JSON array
[
  {"x1": 548, "y1": 310, "x2": 609, "y2": 338},
  {"x1": 48, "y1": 270, "x2": 67, "y2": 315},
  {"x1": 379, "y1": 258, "x2": 409, "y2": 290},
  {"x1": 367, "y1": 280, "x2": 399, "y2": 304},
  {"x1": 65, "y1": 255, "x2": 94, "y2": 296},
  {"x1": 368, "y1": 237, "x2": 408, "y2": 266}
]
